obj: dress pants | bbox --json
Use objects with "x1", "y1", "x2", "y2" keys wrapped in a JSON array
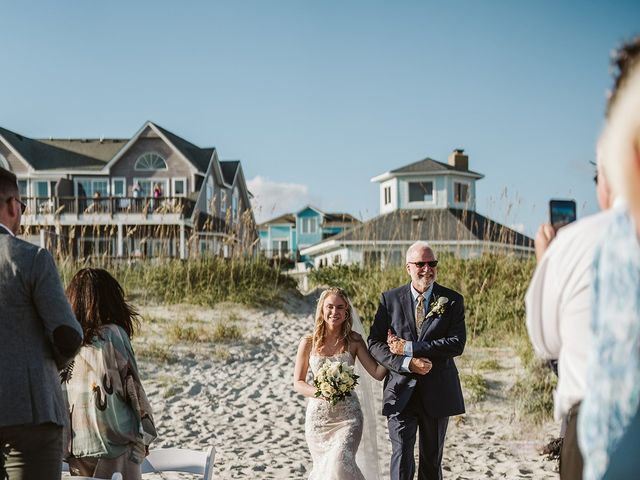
[
  {"x1": 388, "y1": 389, "x2": 449, "y2": 480},
  {"x1": 560, "y1": 402, "x2": 583, "y2": 480},
  {"x1": 0, "y1": 423, "x2": 63, "y2": 480}
]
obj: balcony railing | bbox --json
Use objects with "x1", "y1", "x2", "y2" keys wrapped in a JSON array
[{"x1": 22, "y1": 196, "x2": 196, "y2": 217}]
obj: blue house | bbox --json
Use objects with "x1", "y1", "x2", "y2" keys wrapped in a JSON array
[
  {"x1": 301, "y1": 149, "x2": 534, "y2": 267},
  {"x1": 258, "y1": 206, "x2": 360, "y2": 263}
]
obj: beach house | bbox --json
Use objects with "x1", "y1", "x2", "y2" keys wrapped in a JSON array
[
  {"x1": 300, "y1": 149, "x2": 534, "y2": 267},
  {"x1": 0, "y1": 121, "x2": 257, "y2": 259},
  {"x1": 258, "y1": 206, "x2": 360, "y2": 264}
]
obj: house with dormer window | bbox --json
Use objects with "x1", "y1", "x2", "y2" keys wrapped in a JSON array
[
  {"x1": 258, "y1": 206, "x2": 360, "y2": 263},
  {"x1": 300, "y1": 149, "x2": 533, "y2": 267},
  {"x1": 0, "y1": 121, "x2": 257, "y2": 258}
]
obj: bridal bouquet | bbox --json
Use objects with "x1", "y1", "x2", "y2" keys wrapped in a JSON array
[{"x1": 314, "y1": 360, "x2": 359, "y2": 406}]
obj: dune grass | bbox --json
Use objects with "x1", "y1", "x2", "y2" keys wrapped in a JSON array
[{"x1": 56, "y1": 256, "x2": 299, "y2": 307}]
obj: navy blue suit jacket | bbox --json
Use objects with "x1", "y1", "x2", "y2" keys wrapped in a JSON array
[{"x1": 368, "y1": 282, "x2": 466, "y2": 418}]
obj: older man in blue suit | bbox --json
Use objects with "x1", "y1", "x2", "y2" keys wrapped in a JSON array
[
  {"x1": 369, "y1": 241, "x2": 466, "y2": 480},
  {"x1": 0, "y1": 167, "x2": 83, "y2": 479}
]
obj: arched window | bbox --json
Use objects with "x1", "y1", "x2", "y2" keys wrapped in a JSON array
[
  {"x1": 135, "y1": 152, "x2": 167, "y2": 171},
  {"x1": 0, "y1": 153, "x2": 9, "y2": 170}
]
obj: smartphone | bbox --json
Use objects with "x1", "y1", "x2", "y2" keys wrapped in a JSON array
[{"x1": 549, "y1": 199, "x2": 577, "y2": 232}]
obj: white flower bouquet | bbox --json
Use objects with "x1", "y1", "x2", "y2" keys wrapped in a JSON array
[{"x1": 313, "y1": 360, "x2": 359, "y2": 406}]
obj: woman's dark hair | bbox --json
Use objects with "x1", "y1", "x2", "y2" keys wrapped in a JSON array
[{"x1": 66, "y1": 268, "x2": 140, "y2": 345}]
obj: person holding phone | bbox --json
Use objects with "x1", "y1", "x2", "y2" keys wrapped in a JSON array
[
  {"x1": 525, "y1": 149, "x2": 616, "y2": 479},
  {"x1": 578, "y1": 35, "x2": 640, "y2": 480}
]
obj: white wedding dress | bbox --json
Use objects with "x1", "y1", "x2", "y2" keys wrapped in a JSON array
[{"x1": 305, "y1": 351, "x2": 366, "y2": 480}]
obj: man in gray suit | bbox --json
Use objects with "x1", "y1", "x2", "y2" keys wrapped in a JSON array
[
  {"x1": 0, "y1": 167, "x2": 83, "y2": 479},
  {"x1": 369, "y1": 241, "x2": 466, "y2": 480}
]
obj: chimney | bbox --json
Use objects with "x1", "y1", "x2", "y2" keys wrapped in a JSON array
[{"x1": 448, "y1": 148, "x2": 468, "y2": 171}]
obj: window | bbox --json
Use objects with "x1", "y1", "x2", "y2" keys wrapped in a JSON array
[
  {"x1": 76, "y1": 179, "x2": 108, "y2": 197},
  {"x1": 17, "y1": 180, "x2": 27, "y2": 197},
  {"x1": 206, "y1": 177, "x2": 215, "y2": 213},
  {"x1": 111, "y1": 178, "x2": 125, "y2": 197},
  {"x1": 301, "y1": 217, "x2": 317, "y2": 234},
  {"x1": 408, "y1": 181, "x2": 433, "y2": 202},
  {"x1": 132, "y1": 179, "x2": 168, "y2": 201},
  {"x1": 454, "y1": 182, "x2": 469, "y2": 203},
  {"x1": 232, "y1": 189, "x2": 239, "y2": 221},
  {"x1": 0, "y1": 153, "x2": 8, "y2": 169},
  {"x1": 135, "y1": 152, "x2": 167, "y2": 171},
  {"x1": 384, "y1": 186, "x2": 391, "y2": 205},
  {"x1": 35, "y1": 181, "x2": 50, "y2": 198},
  {"x1": 220, "y1": 190, "x2": 228, "y2": 214},
  {"x1": 173, "y1": 178, "x2": 187, "y2": 197},
  {"x1": 272, "y1": 240, "x2": 289, "y2": 256}
]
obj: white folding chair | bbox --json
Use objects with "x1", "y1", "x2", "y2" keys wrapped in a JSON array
[{"x1": 141, "y1": 446, "x2": 215, "y2": 479}]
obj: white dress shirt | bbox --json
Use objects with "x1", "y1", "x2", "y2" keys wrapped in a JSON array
[{"x1": 525, "y1": 208, "x2": 615, "y2": 420}]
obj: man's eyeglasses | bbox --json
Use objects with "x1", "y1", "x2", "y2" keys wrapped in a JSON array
[
  {"x1": 408, "y1": 260, "x2": 438, "y2": 268},
  {"x1": 3, "y1": 196, "x2": 27, "y2": 214}
]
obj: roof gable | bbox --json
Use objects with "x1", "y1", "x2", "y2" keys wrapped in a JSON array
[
  {"x1": 297, "y1": 205, "x2": 324, "y2": 217},
  {"x1": 219, "y1": 160, "x2": 240, "y2": 185},
  {"x1": 153, "y1": 123, "x2": 214, "y2": 173},
  {"x1": 105, "y1": 122, "x2": 214, "y2": 174}
]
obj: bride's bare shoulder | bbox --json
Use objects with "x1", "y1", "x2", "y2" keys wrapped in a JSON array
[
  {"x1": 298, "y1": 335, "x2": 314, "y2": 351},
  {"x1": 349, "y1": 331, "x2": 364, "y2": 344}
]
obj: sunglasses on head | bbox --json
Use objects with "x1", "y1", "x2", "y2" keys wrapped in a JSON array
[{"x1": 408, "y1": 260, "x2": 438, "y2": 268}]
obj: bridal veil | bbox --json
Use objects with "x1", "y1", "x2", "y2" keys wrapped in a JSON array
[{"x1": 351, "y1": 306, "x2": 382, "y2": 480}]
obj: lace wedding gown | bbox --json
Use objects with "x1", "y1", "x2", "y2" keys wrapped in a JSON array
[{"x1": 306, "y1": 351, "x2": 366, "y2": 480}]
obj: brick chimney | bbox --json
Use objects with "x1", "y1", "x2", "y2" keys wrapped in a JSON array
[{"x1": 448, "y1": 148, "x2": 468, "y2": 171}]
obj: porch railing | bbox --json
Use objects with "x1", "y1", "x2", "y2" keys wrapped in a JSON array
[{"x1": 21, "y1": 196, "x2": 196, "y2": 217}]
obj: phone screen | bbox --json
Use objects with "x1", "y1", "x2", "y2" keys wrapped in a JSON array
[{"x1": 550, "y1": 199, "x2": 577, "y2": 231}]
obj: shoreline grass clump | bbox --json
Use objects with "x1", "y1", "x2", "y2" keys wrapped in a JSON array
[
  {"x1": 308, "y1": 253, "x2": 535, "y2": 342},
  {"x1": 57, "y1": 256, "x2": 298, "y2": 307}
]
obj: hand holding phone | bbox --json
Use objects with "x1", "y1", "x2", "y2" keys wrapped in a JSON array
[{"x1": 549, "y1": 199, "x2": 577, "y2": 232}]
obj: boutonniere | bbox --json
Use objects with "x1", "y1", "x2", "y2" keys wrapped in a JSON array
[{"x1": 426, "y1": 296, "x2": 448, "y2": 319}]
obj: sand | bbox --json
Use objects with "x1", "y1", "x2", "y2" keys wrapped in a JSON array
[{"x1": 83, "y1": 293, "x2": 559, "y2": 479}]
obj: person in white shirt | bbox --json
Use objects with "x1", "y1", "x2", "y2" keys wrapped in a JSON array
[{"x1": 525, "y1": 151, "x2": 614, "y2": 479}]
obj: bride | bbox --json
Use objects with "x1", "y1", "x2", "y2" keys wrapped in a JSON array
[{"x1": 293, "y1": 287, "x2": 386, "y2": 480}]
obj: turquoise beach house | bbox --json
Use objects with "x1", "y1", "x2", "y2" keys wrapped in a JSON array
[{"x1": 258, "y1": 206, "x2": 359, "y2": 264}]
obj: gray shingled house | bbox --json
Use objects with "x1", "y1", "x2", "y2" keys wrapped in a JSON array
[{"x1": 0, "y1": 121, "x2": 257, "y2": 258}]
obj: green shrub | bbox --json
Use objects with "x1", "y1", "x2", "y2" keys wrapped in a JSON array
[{"x1": 308, "y1": 253, "x2": 535, "y2": 341}]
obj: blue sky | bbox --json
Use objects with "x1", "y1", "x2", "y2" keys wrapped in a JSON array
[{"x1": 2, "y1": 1, "x2": 638, "y2": 235}]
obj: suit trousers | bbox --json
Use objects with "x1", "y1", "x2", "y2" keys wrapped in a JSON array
[
  {"x1": 560, "y1": 402, "x2": 583, "y2": 480},
  {"x1": 388, "y1": 389, "x2": 449, "y2": 480},
  {"x1": 0, "y1": 423, "x2": 63, "y2": 480}
]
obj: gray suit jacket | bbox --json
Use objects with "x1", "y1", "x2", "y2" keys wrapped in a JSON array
[
  {"x1": 0, "y1": 226, "x2": 82, "y2": 428},
  {"x1": 368, "y1": 282, "x2": 466, "y2": 418}
]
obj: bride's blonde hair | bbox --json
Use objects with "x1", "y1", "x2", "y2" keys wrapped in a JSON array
[{"x1": 311, "y1": 287, "x2": 353, "y2": 353}]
